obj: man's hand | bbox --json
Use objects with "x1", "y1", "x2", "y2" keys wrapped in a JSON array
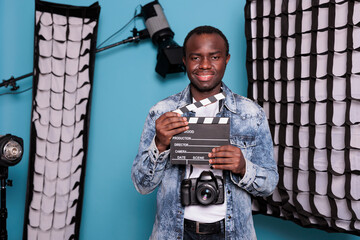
[
  {"x1": 155, "y1": 112, "x2": 189, "y2": 153},
  {"x1": 208, "y1": 145, "x2": 246, "y2": 177}
]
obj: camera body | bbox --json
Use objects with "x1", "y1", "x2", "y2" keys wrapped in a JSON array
[{"x1": 181, "y1": 171, "x2": 224, "y2": 206}]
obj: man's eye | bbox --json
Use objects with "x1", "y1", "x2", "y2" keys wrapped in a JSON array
[
  {"x1": 212, "y1": 56, "x2": 220, "y2": 60},
  {"x1": 191, "y1": 57, "x2": 199, "y2": 60}
]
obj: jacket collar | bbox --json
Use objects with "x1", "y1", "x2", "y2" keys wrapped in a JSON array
[
  {"x1": 176, "y1": 84, "x2": 192, "y2": 109},
  {"x1": 221, "y1": 83, "x2": 237, "y2": 114},
  {"x1": 176, "y1": 82, "x2": 237, "y2": 114}
]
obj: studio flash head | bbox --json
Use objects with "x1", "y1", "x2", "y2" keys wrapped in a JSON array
[
  {"x1": 141, "y1": 0, "x2": 185, "y2": 78},
  {"x1": 0, "y1": 134, "x2": 24, "y2": 167}
]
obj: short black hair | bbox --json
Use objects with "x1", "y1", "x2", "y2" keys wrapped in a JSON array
[{"x1": 183, "y1": 25, "x2": 229, "y2": 57}]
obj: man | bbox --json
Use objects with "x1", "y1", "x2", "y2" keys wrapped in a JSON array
[{"x1": 132, "y1": 26, "x2": 278, "y2": 240}]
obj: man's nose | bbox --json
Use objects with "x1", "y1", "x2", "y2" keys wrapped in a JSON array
[{"x1": 199, "y1": 57, "x2": 211, "y2": 69}]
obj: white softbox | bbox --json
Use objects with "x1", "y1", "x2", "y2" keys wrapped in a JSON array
[
  {"x1": 246, "y1": 0, "x2": 360, "y2": 235},
  {"x1": 23, "y1": 1, "x2": 100, "y2": 239}
]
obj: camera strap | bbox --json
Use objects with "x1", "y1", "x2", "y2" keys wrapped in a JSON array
[
  {"x1": 183, "y1": 165, "x2": 219, "y2": 189},
  {"x1": 182, "y1": 165, "x2": 194, "y2": 180},
  {"x1": 197, "y1": 171, "x2": 220, "y2": 189}
]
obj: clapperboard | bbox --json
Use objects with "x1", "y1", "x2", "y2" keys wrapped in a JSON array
[{"x1": 170, "y1": 93, "x2": 230, "y2": 165}]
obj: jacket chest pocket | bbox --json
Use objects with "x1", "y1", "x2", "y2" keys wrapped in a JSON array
[{"x1": 230, "y1": 135, "x2": 256, "y2": 160}]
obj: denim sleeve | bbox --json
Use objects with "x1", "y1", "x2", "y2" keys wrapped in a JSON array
[
  {"x1": 131, "y1": 113, "x2": 170, "y2": 195},
  {"x1": 230, "y1": 110, "x2": 279, "y2": 197}
]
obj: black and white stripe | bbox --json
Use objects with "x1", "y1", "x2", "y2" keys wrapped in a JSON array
[
  {"x1": 187, "y1": 117, "x2": 229, "y2": 124},
  {"x1": 173, "y1": 92, "x2": 226, "y2": 115}
]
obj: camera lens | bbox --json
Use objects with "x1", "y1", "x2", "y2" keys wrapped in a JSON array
[
  {"x1": 196, "y1": 183, "x2": 217, "y2": 205},
  {"x1": 201, "y1": 189, "x2": 211, "y2": 200}
]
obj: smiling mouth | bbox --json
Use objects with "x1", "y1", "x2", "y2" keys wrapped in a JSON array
[
  {"x1": 197, "y1": 75, "x2": 214, "y2": 81},
  {"x1": 195, "y1": 72, "x2": 215, "y2": 81}
]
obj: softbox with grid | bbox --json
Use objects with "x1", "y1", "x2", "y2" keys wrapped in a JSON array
[
  {"x1": 23, "y1": 1, "x2": 100, "y2": 239},
  {"x1": 245, "y1": 0, "x2": 360, "y2": 235}
]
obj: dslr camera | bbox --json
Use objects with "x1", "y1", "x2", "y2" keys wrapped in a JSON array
[{"x1": 181, "y1": 171, "x2": 224, "y2": 206}]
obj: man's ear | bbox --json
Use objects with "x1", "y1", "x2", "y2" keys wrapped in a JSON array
[
  {"x1": 182, "y1": 56, "x2": 186, "y2": 65},
  {"x1": 226, "y1": 54, "x2": 231, "y2": 65}
]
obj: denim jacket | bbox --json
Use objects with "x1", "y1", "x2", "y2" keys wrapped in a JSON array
[{"x1": 131, "y1": 83, "x2": 279, "y2": 240}]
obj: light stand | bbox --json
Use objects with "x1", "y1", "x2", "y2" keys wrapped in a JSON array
[
  {"x1": 1, "y1": 28, "x2": 149, "y2": 90},
  {"x1": 0, "y1": 167, "x2": 11, "y2": 240},
  {"x1": 0, "y1": 135, "x2": 23, "y2": 240},
  {"x1": 96, "y1": 28, "x2": 150, "y2": 53}
]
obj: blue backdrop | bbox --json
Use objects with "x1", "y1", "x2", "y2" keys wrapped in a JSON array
[{"x1": 0, "y1": 0, "x2": 358, "y2": 239}]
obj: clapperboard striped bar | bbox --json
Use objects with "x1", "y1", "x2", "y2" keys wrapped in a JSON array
[
  {"x1": 188, "y1": 117, "x2": 229, "y2": 124},
  {"x1": 170, "y1": 93, "x2": 230, "y2": 165},
  {"x1": 173, "y1": 92, "x2": 226, "y2": 115}
]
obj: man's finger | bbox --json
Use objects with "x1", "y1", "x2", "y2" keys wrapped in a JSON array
[
  {"x1": 163, "y1": 116, "x2": 187, "y2": 125},
  {"x1": 163, "y1": 118, "x2": 188, "y2": 130},
  {"x1": 211, "y1": 145, "x2": 238, "y2": 153},
  {"x1": 209, "y1": 158, "x2": 234, "y2": 165},
  {"x1": 163, "y1": 112, "x2": 182, "y2": 118},
  {"x1": 168, "y1": 126, "x2": 189, "y2": 137},
  {"x1": 211, "y1": 164, "x2": 234, "y2": 171},
  {"x1": 157, "y1": 112, "x2": 182, "y2": 123},
  {"x1": 208, "y1": 151, "x2": 235, "y2": 159},
  {"x1": 157, "y1": 116, "x2": 188, "y2": 130}
]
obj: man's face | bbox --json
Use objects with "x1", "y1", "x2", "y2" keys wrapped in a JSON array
[{"x1": 183, "y1": 33, "x2": 230, "y2": 99}]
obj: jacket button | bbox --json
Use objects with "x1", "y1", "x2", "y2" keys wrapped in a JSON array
[
  {"x1": 228, "y1": 215, "x2": 232, "y2": 219},
  {"x1": 227, "y1": 190, "x2": 231, "y2": 194}
]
